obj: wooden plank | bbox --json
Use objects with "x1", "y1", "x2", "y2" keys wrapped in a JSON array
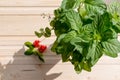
[
  {"x1": 0, "y1": 35, "x2": 119, "y2": 54},
  {"x1": 0, "y1": 35, "x2": 120, "y2": 45},
  {"x1": 0, "y1": 36, "x2": 120, "y2": 65},
  {"x1": 0, "y1": 15, "x2": 120, "y2": 36},
  {"x1": 0, "y1": 0, "x2": 118, "y2": 7},
  {"x1": 0, "y1": 7, "x2": 56, "y2": 15},
  {"x1": 0, "y1": 65, "x2": 43, "y2": 80},
  {"x1": 0, "y1": 16, "x2": 53, "y2": 35},
  {"x1": 0, "y1": 64, "x2": 120, "y2": 80},
  {"x1": 0, "y1": 47, "x2": 120, "y2": 65},
  {"x1": 0, "y1": 1, "x2": 119, "y2": 15},
  {"x1": 0, "y1": 36, "x2": 56, "y2": 46},
  {"x1": 0, "y1": 55, "x2": 120, "y2": 65},
  {"x1": 41, "y1": 65, "x2": 120, "y2": 80},
  {"x1": 0, "y1": 55, "x2": 61, "y2": 65},
  {"x1": 0, "y1": 0, "x2": 61, "y2": 7}
]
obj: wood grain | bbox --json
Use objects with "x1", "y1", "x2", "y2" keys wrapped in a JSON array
[
  {"x1": 0, "y1": 7, "x2": 56, "y2": 15},
  {"x1": 0, "y1": 65, "x2": 43, "y2": 80},
  {"x1": 0, "y1": 0, "x2": 118, "y2": 7},
  {"x1": 0, "y1": 0, "x2": 120, "y2": 80},
  {"x1": 0, "y1": 0, "x2": 61, "y2": 7},
  {"x1": 0, "y1": 16, "x2": 52, "y2": 35}
]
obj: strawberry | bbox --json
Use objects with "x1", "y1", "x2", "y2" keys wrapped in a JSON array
[
  {"x1": 38, "y1": 45, "x2": 47, "y2": 53},
  {"x1": 33, "y1": 40, "x2": 40, "y2": 47}
]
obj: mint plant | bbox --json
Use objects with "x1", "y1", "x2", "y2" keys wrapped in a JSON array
[{"x1": 33, "y1": 0, "x2": 120, "y2": 73}]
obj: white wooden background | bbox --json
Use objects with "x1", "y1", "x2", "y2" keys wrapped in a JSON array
[{"x1": 0, "y1": 0, "x2": 120, "y2": 80}]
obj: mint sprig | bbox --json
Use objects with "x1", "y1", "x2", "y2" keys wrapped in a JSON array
[{"x1": 35, "y1": 0, "x2": 120, "y2": 73}]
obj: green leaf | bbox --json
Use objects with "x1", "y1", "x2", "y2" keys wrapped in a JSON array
[
  {"x1": 61, "y1": 0, "x2": 76, "y2": 9},
  {"x1": 51, "y1": 41, "x2": 59, "y2": 52},
  {"x1": 61, "y1": 0, "x2": 86, "y2": 10},
  {"x1": 74, "y1": 62, "x2": 82, "y2": 74},
  {"x1": 99, "y1": 12, "x2": 112, "y2": 33},
  {"x1": 44, "y1": 33, "x2": 51, "y2": 37},
  {"x1": 70, "y1": 35, "x2": 90, "y2": 53},
  {"x1": 71, "y1": 50, "x2": 83, "y2": 63},
  {"x1": 62, "y1": 31, "x2": 77, "y2": 43},
  {"x1": 107, "y1": 2, "x2": 120, "y2": 33},
  {"x1": 44, "y1": 27, "x2": 51, "y2": 37},
  {"x1": 65, "y1": 10, "x2": 82, "y2": 32},
  {"x1": 39, "y1": 28, "x2": 44, "y2": 32},
  {"x1": 80, "y1": 60, "x2": 91, "y2": 72},
  {"x1": 45, "y1": 27, "x2": 51, "y2": 33},
  {"x1": 55, "y1": 42, "x2": 74, "y2": 62},
  {"x1": 85, "y1": 0, "x2": 105, "y2": 6},
  {"x1": 57, "y1": 34, "x2": 66, "y2": 43},
  {"x1": 102, "y1": 39, "x2": 120, "y2": 57},
  {"x1": 35, "y1": 31, "x2": 43, "y2": 38},
  {"x1": 24, "y1": 49, "x2": 33, "y2": 55},
  {"x1": 103, "y1": 29, "x2": 118, "y2": 41},
  {"x1": 38, "y1": 56, "x2": 45, "y2": 62},
  {"x1": 84, "y1": 0, "x2": 106, "y2": 10},
  {"x1": 61, "y1": 44, "x2": 74, "y2": 62},
  {"x1": 71, "y1": 39, "x2": 83, "y2": 53},
  {"x1": 24, "y1": 41, "x2": 34, "y2": 49},
  {"x1": 34, "y1": 51, "x2": 45, "y2": 62},
  {"x1": 74, "y1": 0, "x2": 83, "y2": 8},
  {"x1": 86, "y1": 41, "x2": 103, "y2": 65},
  {"x1": 83, "y1": 0, "x2": 106, "y2": 18},
  {"x1": 51, "y1": 18, "x2": 69, "y2": 36}
]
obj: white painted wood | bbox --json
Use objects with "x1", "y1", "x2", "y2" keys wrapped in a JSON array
[
  {"x1": 0, "y1": 36, "x2": 120, "y2": 66},
  {"x1": 0, "y1": 16, "x2": 52, "y2": 35},
  {"x1": 0, "y1": 36, "x2": 56, "y2": 46},
  {"x1": 0, "y1": 7, "x2": 56, "y2": 15},
  {"x1": 0, "y1": 0, "x2": 120, "y2": 80},
  {"x1": 0, "y1": 0, "x2": 61, "y2": 7},
  {"x1": 0, "y1": 0, "x2": 118, "y2": 7},
  {"x1": 0, "y1": 15, "x2": 119, "y2": 35},
  {"x1": 42, "y1": 65, "x2": 120, "y2": 80},
  {"x1": 0, "y1": 65, "x2": 43, "y2": 80},
  {"x1": 0, "y1": 54, "x2": 120, "y2": 65},
  {"x1": 1, "y1": 64, "x2": 120, "y2": 80}
]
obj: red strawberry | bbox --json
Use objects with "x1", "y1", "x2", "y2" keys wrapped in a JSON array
[
  {"x1": 38, "y1": 45, "x2": 47, "y2": 53},
  {"x1": 33, "y1": 40, "x2": 40, "y2": 47}
]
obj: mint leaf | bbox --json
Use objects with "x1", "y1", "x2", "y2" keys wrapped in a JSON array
[
  {"x1": 74, "y1": 62, "x2": 82, "y2": 74},
  {"x1": 80, "y1": 60, "x2": 91, "y2": 72},
  {"x1": 61, "y1": 0, "x2": 76, "y2": 9},
  {"x1": 107, "y1": 2, "x2": 120, "y2": 33},
  {"x1": 102, "y1": 39, "x2": 120, "y2": 57},
  {"x1": 51, "y1": 41, "x2": 59, "y2": 52},
  {"x1": 62, "y1": 31, "x2": 77, "y2": 43},
  {"x1": 65, "y1": 10, "x2": 82, "y2": 32},
  {"x1": 44, "y1": 27, "x2": 51, "y2": 37},
  {"x1": 35, "y1": 31, "x2": 43, "y2": 38},
  {"x1": 57, "y1": 34, "x2": 66, "y2": 43},
  {"x1": 70, "y1": 34, "x2": 91, "y2": 53},
  {"x1": 86, "y1": 41, "x2": 103, "y2": 65}
]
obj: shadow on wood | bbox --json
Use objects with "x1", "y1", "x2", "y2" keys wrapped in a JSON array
[{"x1": 0, "y1": 45, "x2": 62, "y2": 80}]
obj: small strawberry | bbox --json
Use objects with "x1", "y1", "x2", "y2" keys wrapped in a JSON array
[
  {"x1": 33, "y1": 40, "x2": 40, "y2": 47},
  {"x1": 38, "y1": 45, "x2": 47, "y2": 53}
]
